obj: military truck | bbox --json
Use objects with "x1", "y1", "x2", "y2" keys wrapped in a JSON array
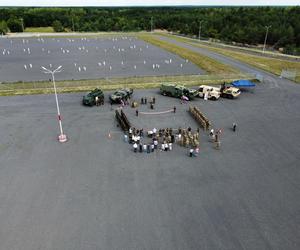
[
  {"x1": 197, "y1": 84, "x2": 241, "y2": 100},
  {"x1": 198, "y1": 85, "x2": 221, "y2": 100},
  {"x1": 220, "y1": 83, "x2": 241, "y2": 99},
  {"x1": 82, "y1": 88, "x2": 104, "y2": 106},
  {"x1": 109, "y1": 88, "x2": 133, "y2": 104},
  {"x1": 160, "y1": 83, "x2": 197, "y2": 100}
]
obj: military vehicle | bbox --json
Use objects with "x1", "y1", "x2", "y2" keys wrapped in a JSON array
[
  {"x1": 198, "y1": 85, "x2": 221, "y2": 100},
  {"x1": 82, "y1": 88, "x2": 104, "y2": 106},
  {"x1": 197, "y1": 84, "x2": 241, "y2": 100},
  {"x1": 220, "y1": 84, "x2": 241, "y2": 99},
  {"x1": 109, "y1": 88, "x2": 133, "y2": 104},
  {"x1": 160, "y1": 83, "x2": 197, "y2": 100}
]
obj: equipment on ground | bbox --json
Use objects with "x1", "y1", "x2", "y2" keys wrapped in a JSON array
[
  {"x1": 109, "y1": 88, "x2": 133, "y2": 104},
  {"x1": 160, "y1": 83, "x2": 197, "y2": 100},
  {"x1": 82, "y1": 88, "x2": 104, "y2": 106},
  {"x1": 231, "y1": 80, "x2": 255, "y2": 88}
]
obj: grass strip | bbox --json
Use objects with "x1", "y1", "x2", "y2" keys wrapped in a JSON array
[
  {"x1": 138, "y1": 34, "x2": 239, "y2": 75},
  {"x1": 159, "y1": 33, "x2": 300, "y2": 83},
  {"x1": 24, "y1": 27, "x2": 54, "y2": 33},
  {"x1": 0, "y1": 73, "x2": 255, "y2": 96}
]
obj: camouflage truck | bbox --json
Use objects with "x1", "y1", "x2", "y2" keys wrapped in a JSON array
[
  {"x1": 109, "y1": 88, "x2": 133, "y2": 104},
  {"x1": 160, "y1": 83, "x2": 197, "y2": 100},
  {"x1": 82, "y1": 88, "x2": 104, "y2": 106}
]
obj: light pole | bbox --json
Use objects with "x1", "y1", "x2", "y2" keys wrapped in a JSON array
[
  {"x1": 150, "y1": 16, "x2": 153, "y2": 32},
  {"x1": 72, "y1": 17, "x2": 75, "y2": 32},
  {"x1": 263, "y1": 25, "x2": 271, "y2": 54},
  {"x1": 41, "y1": 65, "x2": 68, "y2": 143},
  {"x1": 20, "y1": 18, "x2": 24, "y2": 32},
  {"x1": 198, "y1": 20, "x2": 204, "y2": 41}
]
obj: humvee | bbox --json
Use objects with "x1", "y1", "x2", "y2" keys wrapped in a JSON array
[
  {"x1": 198, "y1": 85, "x2": 221, "y2": 100},
  {"x1": 160, "y1": 83, "x2": 197, "y2": 100},
  {"x1": 220, "y1": 86, "x2": 241, "y2": 99},
  {"x1": 109, "y1": 88, "x2": 133, "y2": 104},
  {"x1": 82, "y1": 88, "x2": 104, "y2": 106}
]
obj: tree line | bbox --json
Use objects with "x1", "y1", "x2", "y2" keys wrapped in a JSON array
[{"x1": 0, "y1": 7, "x2": 299, "y2": 55}]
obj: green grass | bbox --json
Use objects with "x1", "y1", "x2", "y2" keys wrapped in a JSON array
[
  {"x1": 138, "y1": 34, "x2": 239, "y2": 75},
  {"x1": 24, "y1": 27, "x2": 54, "y2": 33},
  {"x1": 159, "y1": 33, "x2": 300, "y2": 83},
  {"x1": 0, "y1": 74, "x2": 255, "y2": 96}
]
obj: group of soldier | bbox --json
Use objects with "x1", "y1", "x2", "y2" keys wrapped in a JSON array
[{"x1": 177, "y1": 127, "x2": 200, "y2": 148}]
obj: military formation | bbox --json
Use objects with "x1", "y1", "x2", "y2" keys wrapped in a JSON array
[
  {"x1": 177, "y1": 127, "x2": 200, "y2": 148},
  {"x1": 189, "y1": 106, "x2": 211, "y2": 131}
]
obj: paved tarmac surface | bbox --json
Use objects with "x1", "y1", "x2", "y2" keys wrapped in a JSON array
[
  {"x1": 0, "y1": 35, "x2": 300, "y2": 250},
  {"x1": 0, "y1": 36, "x2": 202, "y2": 82},
  {"x1": 0, "y1": 80, "x2": 299, "y2": 250}
]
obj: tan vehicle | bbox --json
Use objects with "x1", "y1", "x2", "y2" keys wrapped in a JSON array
[
  {"x1": 220, "y1": 86, "x2": 241, "y2": 99},
  {"x1": 198, "y1": 85, "x2": 220, "y2": 100}
]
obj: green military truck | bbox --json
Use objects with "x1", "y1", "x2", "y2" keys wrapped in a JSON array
[
  {"x1": 82, "y1": 88, "x2": 104, "y2": 106},
  {"x1": 160, "y1": 83, "x2": 197, "y2": 100}
]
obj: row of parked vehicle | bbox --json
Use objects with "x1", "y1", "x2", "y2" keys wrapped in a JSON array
[
  {"x1": 160, "y1": 82, "x2": 241, "y2": 100},
  {"x1": 82, "y1": 82, "x2": 241, "y2": 107},
  {"x1": 82, "y1": 88, "x2": 133, "y2": 106}
]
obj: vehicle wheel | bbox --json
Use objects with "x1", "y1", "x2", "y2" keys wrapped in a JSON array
[
  {"x1": 230, "y1": 95, "x2": 233, "y2": 99},
  {"x1": 211, "y1": 96, "x2": 216, "y2": 101}
]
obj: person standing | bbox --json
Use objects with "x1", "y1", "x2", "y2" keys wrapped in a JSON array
[
  {"x1": 173, "y1": 106, "x2": 176, "y2": 113},
  {"x1": 136, "y1": 109, "x2": 139, "y2": 116},
  {"x1": 145, "y1": 97, "x2": 147, "y2": 104},
  {"x1": 133, "y1": 143, "x2": 138, "y2": 152},
  {"x1": 189, "y1": 148, "x2": 194, "y2": 157},
  {"x1": 153, "y1": 97, "x2": 156, "y2": 104},
  {"x1": 95, "y1": 96, "x2": 99, "y2": 106},
  {"x1": 141, "y1": 97, "x2": 144, "y2": 104},
  {"x1": 233, "y1": 123, "x2": 237, "y2": 132}
]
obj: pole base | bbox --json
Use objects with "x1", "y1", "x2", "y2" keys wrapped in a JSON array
[{"x1": 58, "y1": 134, "x2": 68, "y2": 143}]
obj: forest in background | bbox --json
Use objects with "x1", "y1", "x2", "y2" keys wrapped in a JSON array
[{"x1": 0, "y1": 7, "x2": 299, "y2": 55}]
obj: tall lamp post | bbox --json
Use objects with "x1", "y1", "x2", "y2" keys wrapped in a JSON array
[
  {"x1": 20, "y1": 18, "x2": 24, "y2": 32},
  {"x1": 198, "y1": 20, "x2": 204, "y2": 41},
  {"x1": 41, "y1": 65, "x2": 68, "y2": 143},
  {"x1": 150, "y1": 16, "x2": 153, "y2": 32},
  {"x1": 263, "y1": 25, "x2": 271, "y2": 54}
]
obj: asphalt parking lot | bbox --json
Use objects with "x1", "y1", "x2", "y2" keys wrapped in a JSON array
[
  {"x1": 0, "y1": 78, "x2": 299, "y2": 249},
  {"x1": 0, "y1": 36, "x2": 202, "y2": 82}
]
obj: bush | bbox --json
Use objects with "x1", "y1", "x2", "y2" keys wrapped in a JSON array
[{"x1": 52, "y1": 20, "x2": 64, "y2": 32}]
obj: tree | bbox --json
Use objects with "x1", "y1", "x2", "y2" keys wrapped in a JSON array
[
  {"x1": 52, "y1": 20, "x2": 64, "y2": 32},
  {"x1": 0, "y1": 20, "x2": 8, "y2": 34},
  {"x1": 7, "y1": 18, "x2": 23, "y2": 32}
]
